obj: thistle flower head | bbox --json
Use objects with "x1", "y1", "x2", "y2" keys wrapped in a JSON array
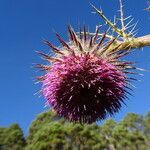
[{"x1": 36, "y1": 26, "x2": 135, "y2": 123}]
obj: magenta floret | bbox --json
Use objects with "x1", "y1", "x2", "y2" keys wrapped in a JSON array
[
  {"x1": 42, "y1": 54, "x2": 126, "y2": 123},
  {"x1": 36, "y1": 26, "x2": 136, "y2": 123}
]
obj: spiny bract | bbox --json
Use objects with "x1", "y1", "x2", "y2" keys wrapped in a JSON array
[{"x1": 36, "y1": 26, "x2": 135, "y2": 123}]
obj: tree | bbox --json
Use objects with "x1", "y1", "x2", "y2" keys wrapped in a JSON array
[
  {"x1": 0, "y1": 124, "x2": 26, "y2": 150},
  {"x1": 26, "y1": 111, "x2": 105, "y2": 150},
  {"x1": 1, "y1": 110, "x2": 150, "y2": 149},
  {"x1": 26, "y1": 122, "x2": 67, "y2": 150},
  {"x1": 100, "y1": 119, "x2": 117, "y2": 149},
  {"x1": 118, "y1": 113, "x2": 146, "y2": 150},
  {"x1": 26, "y1": 110, "x2": 63, "y2": 149},
  {"x1": 144, "y1": 111, "x2": 150, "y2": 135}
]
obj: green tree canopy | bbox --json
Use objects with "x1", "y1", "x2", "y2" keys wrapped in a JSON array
[
  {"x1": 0, "y1": 124, "x2": 26, "y2": 150},
  {"x1": 1, "y1": 111, "x2": 150, "y2": 150}
]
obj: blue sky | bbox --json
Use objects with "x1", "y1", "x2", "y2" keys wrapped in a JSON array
[{"x1": 0, "y1": 0, "x2": 150, "y2": 135}]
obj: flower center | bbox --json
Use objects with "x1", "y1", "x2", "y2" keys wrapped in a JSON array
[{"x1": 80, "y1": 87, "x2": 90, "y2": 98}]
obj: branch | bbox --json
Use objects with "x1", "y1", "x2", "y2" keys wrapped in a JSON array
[
  {"x1": 76, "y1": 32, "x2": 150, "y2": 51},
  {"x1": 109, "y1": 34, "x2": 150, "y2": 51},
  {"x1": 119, "y1": 0, "x2": 125, "y2": 32},
  {"x1": 90, "y1": 2, "x2": 150, "y2": 51},
  {"x1": 90, "y1": 4, "x2": 124, "y2": 37}
]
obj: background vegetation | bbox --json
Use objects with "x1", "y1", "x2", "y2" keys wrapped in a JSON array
[{"x1": 0, "y1": 110, "x2": 150, "y2": 150}]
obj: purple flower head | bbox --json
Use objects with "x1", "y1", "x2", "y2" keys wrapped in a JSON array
[{"x1": 36, "y1": 26, "x2": 135, "y2": 123}]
